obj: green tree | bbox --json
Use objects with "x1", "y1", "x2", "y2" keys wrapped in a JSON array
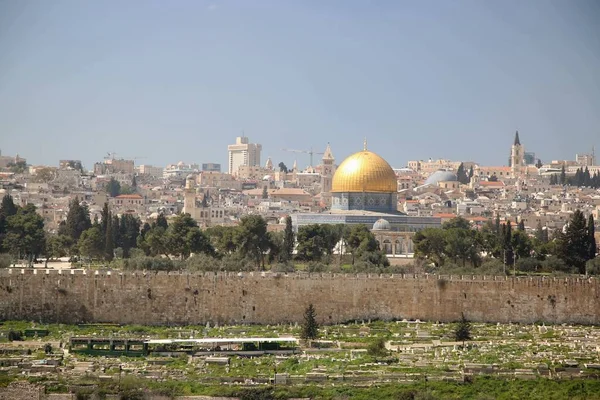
[
  {"x1": 413, "y1": 228, "x2": 447, "y2": 267},
  {"x1": 367, "y1": 337, "x2": 388, "y2": 357},
  {"x1": 454, "y1": 313, "x2": 472, "y2": 345},
  {"x1": 0, "y1": 194, "x2": 19, "y2": 251},
  {"x1": 77, "y1": 227, "x2": 104, "y2": 260},
  {"x1": 138, "y1": 226, "x2": 168, "y2": 257},
  {"x1": 4, "y1": 204, "x2": 46, "y2": 264},
  {"x1": 45, "y1": 234, "x2": 73, "y2": 260},
  {"x1": 503, "y1": 222, "x2": 514, "y2": 268},
  {"x1": 278, "y1": 162, "x2": 288, "y2": 173},
  {"x1": 588, "y1": 214, "x2": 596, "y2": 261},
  {"x1": 106, "y1": 178, "x2": 121, "y2": 197},
  {"x1": 456, "y1": 163, "x2": 469, "y2": 184},
  {"x1": 560, "y1": 165, "x2": 566, "y2": 185},
  {"x1": 104, "y1": 213, "x2": 114, "y2": 261},
  {"x1": 155, "y1": 213, "x2": 168, "y2": 229},
  {"x1": 301, "y1": 303, "x2": 319, "y2": 340},
  {"x1": 261, "y1": 186, "x2": 269, "y2": 199},
  {"x1": 478, "y1": 220, "x2": 502, "y2": 258},
  {"x1": 186, "y1": 227, "x2": 215, "y2": 258},
  {"x1": 282, "y1": 216, "x2": 295, "y2": 262},
  {"x1": 444, "y1": 227, "x2": 480, "y2": 267},
  {"x1": 65, "y1": 197, "x2": 91, "y2": 242},
  {"x1": 266, "y1": 231, "x2": 283, "y2": 263},
  {"x1": 556, "y1": 210, "x2": 591, "y2": 274},
  {"x1": 518, "y1": 220, "x2": 525, "y2": 231},
  {"x1": 296, "y1": 224, "x2": 328, "y2": 261},
  {"x1": 7, "y1": 161, "x2": 27, "y2": 174},
  {"x1": 344, "y1": 224, "x2": 386, "y2": 266},
  {"x1": 118, "y1": 214, "x2": 141, "y2": 258},
  {"x1": 206, "y1": 225, "x2": 238, "y2": 256},
  {"x1": 235, "y1": 215, "x2": 270, "y2": 268},
  {"x1": 511, "y1": 230, "x2": 532, "y2": 261}
]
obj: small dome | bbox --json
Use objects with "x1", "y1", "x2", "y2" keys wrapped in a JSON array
[
  {"x1": 279, "y1": 216, "x2": 287, "y2": 224},
  {"x1": 424, "y1": 170, "x2": 457, "y2": 186},
  {"x1": 372, "y1": 218, "x2": 391, "y2": 231}
]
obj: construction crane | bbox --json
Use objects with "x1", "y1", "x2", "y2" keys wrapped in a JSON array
[{"x1": 281, "y1": 147, "x2": 324, "y2": 167}]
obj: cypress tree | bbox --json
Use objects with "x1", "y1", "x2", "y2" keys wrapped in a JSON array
[
  {"x1": 504, "y1": 221, "x2": 514, "y2": 267},
  {"x1": 0, "y1": 194, "x2": 19, "y2": 251},
  {"x1": 560, "y1": 165, "x2": 566, "y2": 185},
  {"x1": 454, "y1": 313, "x2": 472, "y2": 345},
  {"x1": 282, "y1": 216, "x2": 295, "y2": 261},
  {"x1": 535, "y1": 222, "x2": 546, "y2": 243},
  {"x1": 518, "y1": 220, "x2": 525, "y2": 231},
  {"x1": 558, "y1": 210, "x2": 590, "y2": 274},
  {"x1": 301, "y1": 303, "x2": 319, "y2": 340},
  {"x1": 155, "y1": 213, "x2": 168, "y2": 230},
  {"x1": 588, "y1": 215, "x2": 597, "y2": 260},
  {"x1": 65, "y1": 197, "x2": 91, "y2": 241},
  {"x1": 104, "y1": 214, "x2": 114, "y2": 261}
]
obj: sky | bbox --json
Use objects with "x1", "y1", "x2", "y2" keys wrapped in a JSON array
[{"x1": 1, "y1": 0, "x2": 599, "y2": 171}]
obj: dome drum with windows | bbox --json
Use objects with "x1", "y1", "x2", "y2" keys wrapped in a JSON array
[{"x1": 331, "y1": 141, "x2": 398, "y2": 213}]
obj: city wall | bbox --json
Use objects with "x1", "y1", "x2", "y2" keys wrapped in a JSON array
[{"x1": 0, "y1": 269, "x2": 599, "y2": 325}]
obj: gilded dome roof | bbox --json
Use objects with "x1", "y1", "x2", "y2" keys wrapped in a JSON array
[{"x1": 332, "y1": 150, "x2": 397, "y2": 193}]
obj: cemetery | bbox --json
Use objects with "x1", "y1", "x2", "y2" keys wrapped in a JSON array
[{"x1": 1, "y1": 319, "x2": 600, "y2": 398}]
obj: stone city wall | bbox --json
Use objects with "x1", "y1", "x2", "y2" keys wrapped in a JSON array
[{"x1": 0, "y1": 269, "x2": 599, "y2": 325}]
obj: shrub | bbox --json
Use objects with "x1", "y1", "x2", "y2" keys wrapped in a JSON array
[
  {"x1": 0, "y1": 254, "x2": 12, "y2": 268},
  {"x1": 112, "y1": 256, "x2": 182, "y2": 271},
  {"x1": 367, "y1": 337, "x2": 388, "y2": 357},
  {"x1": 270, "y1": 262, "x2": 295, "y2": 273},
  {"x1": 7, "y1": 330, "x2": 22, "y2": 341},
  {"x1": 586, "y1": 258, "x2": 600, "y2": 276},
  {"x1": 516, "y1": 257, "x2": 541, "y2": 273},
  {"x1": 542, "y1": 256, "x2": 573, "y2": 273}
]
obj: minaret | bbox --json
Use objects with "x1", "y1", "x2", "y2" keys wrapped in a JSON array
[
  {"x1": 291, "y1": 159, "x2": 298, "y2": 183},
  {"x1": 183, "y1": 174, "x2": 196, "y2": 214},
  {"x1": 321, "y1": 143, "x2": 335, "y2": 207},
  {"x1": 510, "y1": 130, "x2": 524, "y2": 178},
  {"x1": 265, "y1": 157, "x2": 273, "y2": 170}
]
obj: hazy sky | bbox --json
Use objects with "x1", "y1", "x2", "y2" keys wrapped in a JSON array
[{"x1": 1, "y1": 0, "x2": 599, "y2": 171}]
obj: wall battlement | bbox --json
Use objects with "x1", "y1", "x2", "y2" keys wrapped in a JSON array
[{"x1": 1, "y1": 269, "x2": 598, "y2": 326}]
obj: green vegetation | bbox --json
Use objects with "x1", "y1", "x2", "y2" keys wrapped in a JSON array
[
  {"x1": 454, "y1": 313, "x2": 472, "y2": 344},
  {"x1": 301, "y1": 303, "x2": 319, "y2": 340},
  {"x1": 2, "y1": 320, "x2": 600, "y2": 399},
  {"x1": 414, "y1": 214, "x2": 598, "y2": 275}
]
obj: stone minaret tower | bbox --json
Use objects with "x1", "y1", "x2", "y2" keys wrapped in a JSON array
[
  {"x1": 510, "y1": 131, "x2": 524, "y2": 178},
  {"x1": 320, "y1": 143, "x2": 335, "y2": 207},
  {"x1": 183, "y1": 174, "x2": 196, "y2": 214}
]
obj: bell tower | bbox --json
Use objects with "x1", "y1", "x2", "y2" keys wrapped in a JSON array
[{"x1": 510, "y1": 130, "x2": 524, "y2": 178}]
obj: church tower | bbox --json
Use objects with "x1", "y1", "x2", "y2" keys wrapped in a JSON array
[
  {"x1": 510, "y1": 130, "x2": 524, "y2": 178},
  {"x1": 320, "y1": 143, "x2": 335, "y2": 207}
]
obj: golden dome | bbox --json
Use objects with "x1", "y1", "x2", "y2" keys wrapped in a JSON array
[{"x1": 332, "y1": 149, "x2": 397, "y2": 193}]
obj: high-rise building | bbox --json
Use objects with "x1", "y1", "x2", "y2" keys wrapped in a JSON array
[
  {"x1": 202, "y1": 163, "x2": 221, "y2": 172},
  {"x1": 576, "y1": 152, "x2": 596, "y2": 167},
  {"x1": 227, "y1": 136, "x2": 262, "y2": 176}
]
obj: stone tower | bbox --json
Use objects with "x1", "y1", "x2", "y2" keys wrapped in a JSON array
[
  {"x1": 183, "y1": 174, "x2": 196, "y2": 213},
  {"x1": 510, "y1": 131, "x2": 524, "y2": 178},
  {"x1": 320, "y1": 143, "x2": 335, "y2": 207}
]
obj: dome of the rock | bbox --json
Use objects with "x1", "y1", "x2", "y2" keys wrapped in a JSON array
[{"x1": 332, "y1": 150, "x2": 397, "y2": 193}]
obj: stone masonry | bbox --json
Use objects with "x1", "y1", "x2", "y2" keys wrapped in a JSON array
[{"x1": 0, "y1": 269, "x2": 598, "y2": 325}]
